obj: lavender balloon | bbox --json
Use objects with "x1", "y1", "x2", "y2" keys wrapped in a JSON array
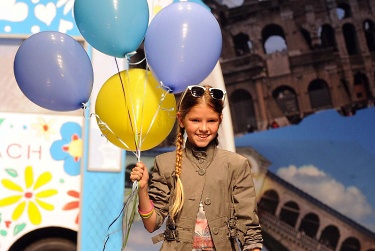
[
  {"x1": 145, "y1": 2, "x2": 222, "y2": 93},
  {"x1": 14, "y1": 31, "x2": 93, "y2": 111}
]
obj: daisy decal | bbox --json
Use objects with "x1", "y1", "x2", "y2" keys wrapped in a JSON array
[
  {"x1": 0, "y1": 166, "x2": 57, "y2": 225},
  {"x1": 31, "y1": 117, "x2": 57, "y2": 141},
  {"x1": 50, "y1": 122, "x2": 82, "y2": 176},
  {"x1": 62, "y1": 190, "x2": 80, "y2": 224}
]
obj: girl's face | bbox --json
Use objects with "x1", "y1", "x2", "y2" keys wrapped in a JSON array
[{"x1": 178, "y1": 103, "x2": 222, "y2": 148}]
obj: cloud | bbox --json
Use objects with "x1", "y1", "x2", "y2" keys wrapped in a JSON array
[
  {"x1": 0, "y1": 0, "x2": 28, "y2": 22},
  {"x1": 277, "y1": 165, "x2": 374, "y2": 223}
]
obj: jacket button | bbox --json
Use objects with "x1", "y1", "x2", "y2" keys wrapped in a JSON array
[
  {"x1": 212, "y1": 227, "x2": 219, "y2": 235},
  {"x1": 204, "y1": 198, "x2": 211, "y2": 205}
]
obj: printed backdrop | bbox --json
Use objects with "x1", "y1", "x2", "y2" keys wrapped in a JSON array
[{"x1": 0, "y1": 0, "x2": 80, "y2": 36}]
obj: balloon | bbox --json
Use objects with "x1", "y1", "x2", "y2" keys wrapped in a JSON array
[
  {"x1": 144, "y1": 2, "x2": 222, "y2": 93},
  {"x1": 95, "y1": 69, "x2": 176, "y2": 151},
  {"x1": 172, "y1": 0, "x2": 211, "y2": 11},
  {"x1": 74, "y1": 0, "x2": 149, "y2": 58},
  {"x1": 14, "y1": 31, "x2": 93, "y2": 112}
]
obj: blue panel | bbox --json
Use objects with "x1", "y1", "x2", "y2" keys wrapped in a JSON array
[
  {"x1": 80, "y1": 102, "x2": 125, "y2": 250},
  {"x1": 80, "y1": 159, "x2": 125, "y2": 251}
]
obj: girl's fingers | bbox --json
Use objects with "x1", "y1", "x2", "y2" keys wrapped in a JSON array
[
  {"x1": 130, "y1": 162, "x2": 149, "y2": 184},
  {"x1": 130, "y1": 166, "x2": 145, "y2": 181}
]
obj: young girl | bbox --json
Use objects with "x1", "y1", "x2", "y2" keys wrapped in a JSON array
[{"x1": 130, "y1": 85, "x2": 263, "y2": 251}]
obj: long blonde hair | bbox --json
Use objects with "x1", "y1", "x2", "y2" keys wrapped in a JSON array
[{"x1": 169, "y1": 86, "x2": 224, "y2": 220}]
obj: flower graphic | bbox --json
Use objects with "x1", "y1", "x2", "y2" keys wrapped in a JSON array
[
  {"x1": 0, "y1": 166, "x2": 57, "y2": 225},
  {"x1": 50, "y1": 122, "x2": 82, "y2": 176},
  {"x1": 31, "y1": 117, "x2": 57, "y2": 141},
  {"x1": 62, "y1": 190, "x2": 80, "y2": 224}
]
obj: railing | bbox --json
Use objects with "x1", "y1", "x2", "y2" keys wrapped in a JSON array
[
  {"x1": 220, "y1": 54, "x2": 265, "y2": 75},
  {"x1": 349, "y1": 54, "x2": 364, "y2": 66},
  {"x1": 259, "y1": 210, "x2": 333, "y2": 251},
  {"x1": 289, "y1": 49, "x2": 336, "y2": 67}
]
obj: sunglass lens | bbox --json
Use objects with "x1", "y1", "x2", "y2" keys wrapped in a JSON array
[
  {"x1": 211, "y1": 89, "x2": 224, "y2": 99},
  {"x1": 190, "y1": 86, "x2": 205, "y2": 97}
]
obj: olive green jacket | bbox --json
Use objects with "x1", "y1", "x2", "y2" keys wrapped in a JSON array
[{"x1": 148, "y1": 141, "x2": 263, "y2": 251}]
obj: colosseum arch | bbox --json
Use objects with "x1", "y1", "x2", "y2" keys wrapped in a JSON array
[
  {"x1": 339, "y1": 236, "x2": 361, "y2": 251},
  {"x1": 354, "y1": 72, "x2": 372, "y2": 101},
  {"x1": 336, "y1": 2, "x2": 352, "y2": 20},
  {"x1": 233, "y1": 32, "x2": 253, "y2": 56},
  {"x1": 300, "y1": 26, "x2": 313, "y2": 49},
  {"x1": 229, "y1": 89, "x2": 257, "y2": 134},
  {"x1": 259, "y1": 189, "x2": 279, "y2": 215},
  {"x1": 343, "y1": 23, "x2": 360, "y2": 55},
  {"x1": 319, "y1": 225, "x2": 340, "y2": 250},
  {"x1": 279, "y1": 201, "x2": 300, "y2": 227},
  {"x1": 319, "y1": 24, "x2": 337, "y2": 50},
  {"x1": 364, "y1": 19, "x2": 375, "y2": 52},
  {"x1": 308, "y1": 78, "x2": 332, "y2": 110},
  {"x1": 261, "y1": 24, "x2": 287, "y2": 54},
  {"x1": 272, "y1": 85, "x2": 300, "y2": 123},
  {"x1": 298, "y1": 212, "x2": 320, "y2": 238}
]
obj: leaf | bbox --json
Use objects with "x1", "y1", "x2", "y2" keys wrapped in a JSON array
[
  {"x1": 0, "y1": 118, "x2": 4, "y2": 126},
  {"x1": 0, "y1": 230, "x2": 7, "y2": 236},
  {"x1": 13, "y1": 223, "x2": 26, "y2": 236},
  {"x1": 5, "y1": 169, "x2": 18, "y2": 178}
]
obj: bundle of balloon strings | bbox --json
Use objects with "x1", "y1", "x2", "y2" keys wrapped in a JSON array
[
  {"x1": 122, "y1": 181, "x2": 139, "y2": 249},
  {"x1": 102, "y1": 180, "x2": 138, "y2": 251}
]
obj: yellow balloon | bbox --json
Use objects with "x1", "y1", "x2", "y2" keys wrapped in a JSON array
[{"x1": 95, "y1": 69, "x2": 176, "y2": 151}]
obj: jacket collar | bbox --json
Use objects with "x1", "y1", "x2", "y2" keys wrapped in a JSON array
[{"x1": 184, "y1": 140, "x2": 217, "y2": 167}]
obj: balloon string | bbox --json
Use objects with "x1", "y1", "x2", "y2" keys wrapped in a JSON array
[
  {"x1": 160, "y1": 80, "x2": 174, "y2": 93},
  {"x1": 128, "y1": 57, "x2": 146, "y2": 66},
  {"x1": 122, "y1": 62, "x2": 142, "y2": 160},
  {"x1": 139, "y1": 83, "x2": 174, "y2": 148},
  {"x1": 136, "y1": 66, "x2": 149, "y2": 154},
  {"x1": 90, "y1": 113, "x2": 129, "y2": 148},
  {"x1": 114, "y1": 57, "x2": 140, "y2": 158},
  {"x1": 121, "y1": 181, "x2": 139, "y2": 249},
  {"x1": 102, "y1": 180, "x2": 139, "y2": 251},
  {"x1": 90, "y1": 113, "x2": 139, "y2": 159},
  {"x1": 124, "y1": 50, "x2": 146, "y2": 68},
  {"x1": 82, "y1": 102, "x2": 89, "y2": 117}
]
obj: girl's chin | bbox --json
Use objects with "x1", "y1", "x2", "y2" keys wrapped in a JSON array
[{"x1": 192, "y1": 139, "x2": 211, "y2": 148}]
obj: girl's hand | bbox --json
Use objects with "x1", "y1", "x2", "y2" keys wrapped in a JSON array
[{"x1": 130, "y1": 161, "x2": 149, "y2": 189}]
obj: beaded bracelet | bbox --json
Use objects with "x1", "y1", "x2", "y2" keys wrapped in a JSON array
[{"x1": 138, "y1": 201, "x2": 154, "y2": 219}]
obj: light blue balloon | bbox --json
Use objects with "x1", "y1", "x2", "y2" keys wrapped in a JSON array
[
  {"x1": 74, "y1": 0, "x2": 149, "y2": 58},
  {"x1": 173, "y1": 0, "x2": 211, "y2": 11},
  {"x1": 14, "y1": 31, "x2": 93, "y2": 112},
  {"x1": 145, "y1": 2, "x2": 222, "y2": 93}
]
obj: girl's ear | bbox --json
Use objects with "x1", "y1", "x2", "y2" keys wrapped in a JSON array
[
  {"x1": 177, "y1": 112, "x2": 184, "y2": 128},
  {"x1": 220, "y1": 114, "x2": 223, "y2": 124}
]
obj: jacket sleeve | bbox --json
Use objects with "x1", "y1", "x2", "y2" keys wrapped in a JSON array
[
  {"x1": 231, "y1": 157, "x2": 263, "y2": 250},
  {"x1": 148, "y1": 155, "x2": 172, "y2": 232}
]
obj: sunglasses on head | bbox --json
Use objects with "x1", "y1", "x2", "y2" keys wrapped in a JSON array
[{"x1": 182, "y1": 85, "x2": 226, "y2": 102}]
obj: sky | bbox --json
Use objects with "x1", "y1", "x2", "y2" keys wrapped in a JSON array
[{"x1": 236, "y1": 106, "x2": 375, "y2": 232}]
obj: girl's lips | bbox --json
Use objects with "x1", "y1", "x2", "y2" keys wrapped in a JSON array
[{"x1": 197, "y1": 134, "x2": 209, "y2": 138}]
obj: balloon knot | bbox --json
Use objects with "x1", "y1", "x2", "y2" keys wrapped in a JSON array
[
  {"x1": 82, "y1": 102, "x2": 90, "y2": 110},
  {"x1": 125, "y1": 51, "x2": 137, "y2": 61}
]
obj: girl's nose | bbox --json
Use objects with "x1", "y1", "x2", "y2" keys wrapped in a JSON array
[{"x1": 199, "y1": 122, "x2": 208, "y2": 132}]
